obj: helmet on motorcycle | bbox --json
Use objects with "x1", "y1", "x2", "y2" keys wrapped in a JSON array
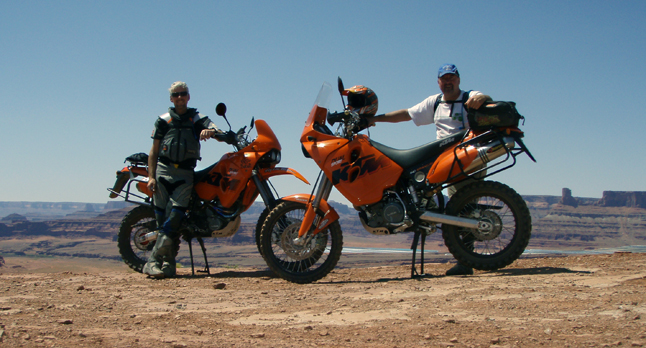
[{"x1": 342, "y1": 85, "x2": 378, "y2": 116}]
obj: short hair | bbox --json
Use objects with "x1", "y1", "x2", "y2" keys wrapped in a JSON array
[{"x1": 169, "y1": 81, "x2": 189, "y2": 95}]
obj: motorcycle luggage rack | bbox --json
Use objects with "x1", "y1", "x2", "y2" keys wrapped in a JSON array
[
  {"x1": 107, "y1": 177, "x2": 151, "y2": 205},
  {"x1": 440, "y1": 129, "x2": 525, "y2": 191},
  {"x1": 107, "y1": 167, "x2": 152, "y2": 205}
]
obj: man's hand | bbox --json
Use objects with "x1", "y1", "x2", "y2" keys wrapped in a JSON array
[
  {"x1": 147, "y1": 177, "x2": 156, "y2": 192},
  {"x1": 200, "y1": 129, "x2": 216, "y2": 141},
  {"x1": 465, "y1": 95, "x2": 492, "y2": 110}
]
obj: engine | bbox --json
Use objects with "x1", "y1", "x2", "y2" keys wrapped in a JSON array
[
  {"x1": 358, "y1": 192, "x2": 412, "y2": 235},
  {"x1": 189, "y1": 202, "x2": 240, "y2": 238}
]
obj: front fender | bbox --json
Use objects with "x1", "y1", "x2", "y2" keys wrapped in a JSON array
[
  {"x1": 281, "y1": 194, "x2": 340, "y2": 234},
  {"x1": 258, "y1": 167, "x2": 310, "y2": 185}
]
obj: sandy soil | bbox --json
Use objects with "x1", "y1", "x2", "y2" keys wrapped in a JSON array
[{"x1": 1, "y1": 252, "x2": 645, "y2": 348}]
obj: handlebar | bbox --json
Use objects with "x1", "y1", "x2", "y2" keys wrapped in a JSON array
[
  {"x1": 328, "y1": 111, "x2": 370, "y2": 134},
  {"x1": 213, "y1": 130, "x2": 239, "y2": 146},
  {"x1": 327, "y1": 111, "x2": 351, "y2": 126}
]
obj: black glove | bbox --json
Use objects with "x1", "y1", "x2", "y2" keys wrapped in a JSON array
[
  {"x1": 352, "y1": 117, "x2": 369, "y2": 133},
  {"x1": 224, "y1": 130, "x2": 237, "y2": 144}
]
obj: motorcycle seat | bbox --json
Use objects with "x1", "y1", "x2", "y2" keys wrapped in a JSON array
[{"x1": 369, "y1": 130, "x2": 467, "y2": 169}]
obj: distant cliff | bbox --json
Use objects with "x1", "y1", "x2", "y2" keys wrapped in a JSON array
[{"x1": 1, "y1": 190, "x2": 645, "y2": 250}]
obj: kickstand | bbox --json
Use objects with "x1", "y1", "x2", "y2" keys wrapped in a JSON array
[
  {"x1": 410, "y1": 230, "x2": 427, "y2": 278},
  {"x1": 196, "y1": 237, "x2": 210, "y2": 275},
  {"x1": 186, "y1": 238, "x2": 196, "y2": 276}
]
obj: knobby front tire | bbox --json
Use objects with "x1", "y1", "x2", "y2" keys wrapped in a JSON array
[
  {"x1": 259, "y1": 201, "x2": 343, "y2": 284},
  {"x1": 442, "y1": 181, "x2": 532, "y2": 271}
]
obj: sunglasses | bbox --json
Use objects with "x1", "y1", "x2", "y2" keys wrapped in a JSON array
[{"x1": 171, "y1": 91, "x2": 188, "y2": 97}]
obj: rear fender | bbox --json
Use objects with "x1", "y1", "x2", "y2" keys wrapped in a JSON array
[
  {"x1": 258, "y1": 167, "x2": 310, "y2": 185},
  {"x1": 109, "y1": 170, "x2": 130, "y2": 198},
  {"x1": 282, "y1": 194, "x2": 340, "y2": 235}
]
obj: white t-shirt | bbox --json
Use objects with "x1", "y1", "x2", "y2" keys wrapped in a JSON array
[{"x1": 408, "y1": 90, "x2": 482, "y2": 139}]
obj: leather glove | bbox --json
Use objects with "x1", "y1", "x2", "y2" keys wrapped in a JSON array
[{"x1": 224, "y1": 130, "x2": 237, "y2": 144}]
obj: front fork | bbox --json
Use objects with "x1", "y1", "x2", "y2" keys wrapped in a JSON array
[{"x1": 294, "y1": 176, "x2": 337, "y2": 245}]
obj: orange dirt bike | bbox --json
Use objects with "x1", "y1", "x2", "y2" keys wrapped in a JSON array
[
  {"x1": 108, "y1": 103, "x2": 309, "y2": 275},
  {"x1": 259, "y1": 78, "x2": 536, "y2": 283}
]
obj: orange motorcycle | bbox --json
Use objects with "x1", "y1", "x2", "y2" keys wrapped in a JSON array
[
  {"x1": 108, "y1": 103, "x2": 309, "y2": 275},
  {"x1": 259, "y1": 78, "x2": 536, "y2": 283}
]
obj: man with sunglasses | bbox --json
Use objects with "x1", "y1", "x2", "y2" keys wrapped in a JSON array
[
  {"x1": 366, "y1": 64, "x2": 491, "y2": 276},
  {"x1": 143, "y1": 81, "x2": 224, "y2": 278}
]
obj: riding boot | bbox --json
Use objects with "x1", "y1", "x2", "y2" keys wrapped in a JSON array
[
  {"x1": 161, "y1": 259, "x2": 176, "y2": 278},
  {"x1": 446, "y1": 262, "x2": 474, "y2": 276},
  {"x1": 142, "y1": 233, "x2": 174, "y2": 279},
  {"x1": 446, "y1": 234, "x2": 475, "y2": 276}
]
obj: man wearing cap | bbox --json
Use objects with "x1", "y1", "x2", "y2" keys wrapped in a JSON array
[{"x1": 366, "y1": 63, "x2": 491, "y2": 276}]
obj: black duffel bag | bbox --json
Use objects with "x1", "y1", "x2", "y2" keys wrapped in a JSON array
[{"x1": 467, "y1": 101, "x2": 524, "y2": 130}]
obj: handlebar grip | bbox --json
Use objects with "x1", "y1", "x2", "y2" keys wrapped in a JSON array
[
  {"x1": 213, "y1": 131, "x2": 238, "y2": 145},
  {"x1": 327, "y1": 112, "x2": 348, "y2": 126}
]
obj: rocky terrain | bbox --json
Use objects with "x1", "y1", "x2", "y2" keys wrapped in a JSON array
[
  {"x1": 0, "y1": 191, "x2": 645, "y2": 347},
  {"x1": 0, "y1": 252, "x2": 645, "y2": 347}
]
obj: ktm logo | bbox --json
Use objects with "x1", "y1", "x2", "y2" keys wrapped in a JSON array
[
  {"x1": 204, "y1": 172, "x2": 240, "y2": 192},
  {"x1": 331, "y1": 154, "x2": 390, "y2": 184}
]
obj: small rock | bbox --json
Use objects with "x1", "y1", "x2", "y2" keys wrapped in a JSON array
[
  {"x1": 444, "y1": 319, "x2": 456, "y2": 324},
  {"x1": 213, "y1": 283, "x2": 226, "y2": 290},
  {"x1": 250, "y1": 333, "x2": 265, "y2": 338},
  {"x1": 319, "y1": 331, "x2": 329, "y2": 336},
  {"x1": 491, "y1": 337, "x2": 501, "y2": 344},
  {"x1": 631, "y1": 342, "x2": 643, "y2": 347},
  {"x1": 544, "y1": 328, "x2": 552, "y2": 335},
  {"x1": 304, "y1": 326, "x2": 314, "y2": 330},
  {"x1": 76, "y1": 285, "x2": 85, "y2": 291},
  {"x1": 450, "y1": 337, "x2": 458, "y2": 343},
  {"x1": 57, "y1": 319, "x2": 73, "y2": 325}
]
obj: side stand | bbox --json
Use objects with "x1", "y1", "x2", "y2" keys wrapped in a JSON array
[
  {"x1": 410, "y1": 230, "x2": 428, "y2": 278},
  {"x1": 186, "y1": 237, "x2": 211, "y2": 276}
]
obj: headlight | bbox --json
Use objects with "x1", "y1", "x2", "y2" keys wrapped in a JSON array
[
  {"x1": 301, "y1": 144, "x2": 311, "y2": 158},
  {"x1": 258, "y1": 149, "x2": 281, "y2": 166}
]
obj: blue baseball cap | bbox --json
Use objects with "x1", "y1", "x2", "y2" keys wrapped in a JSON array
[{"x1": 438, "y1": 64, "x2": 459, "y2": 77}]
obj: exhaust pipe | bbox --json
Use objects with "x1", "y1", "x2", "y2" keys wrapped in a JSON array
[{"x1": 463, "y1": 136, "x2": 515, "y2": 173}]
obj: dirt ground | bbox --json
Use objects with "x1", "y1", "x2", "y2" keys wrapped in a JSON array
[{"x1": 0, "y1": 252, "x2": 645, "y2": 348}]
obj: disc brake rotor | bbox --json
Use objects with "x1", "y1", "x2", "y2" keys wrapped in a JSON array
[{"x1": 279, "y1": 223, "x2": 320, "y2": 260}]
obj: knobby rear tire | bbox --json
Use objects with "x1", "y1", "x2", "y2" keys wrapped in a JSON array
[
  {"x1": 117, "y1": 205, "x2": 179, "y2": 273},
  {"x1": 442, "y1": 181, "x2": 531, "y2": 271},
  {"x1": 259, "y1": 201, "x2": 343, "y2": 284}
]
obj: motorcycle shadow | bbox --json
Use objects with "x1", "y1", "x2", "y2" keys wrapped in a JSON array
[
  {"x1": 487, "y1": 266, "x2": 591, "y2": 277},
  {"x1": 173, "y1": 269, "x2": 276, "y2": 279},
  {"x1": 313, "y1": 266, "x2": 591, "y2": 284}
]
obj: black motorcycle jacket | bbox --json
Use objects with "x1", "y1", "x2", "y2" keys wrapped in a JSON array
[{"x1": 152, "y1": 108, "x2": 216, "y2": 168}]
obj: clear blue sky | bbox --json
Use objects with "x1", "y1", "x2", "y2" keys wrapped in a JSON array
[{"x1": 1, "y1": 0, "x2": 644, "y2": 204}]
